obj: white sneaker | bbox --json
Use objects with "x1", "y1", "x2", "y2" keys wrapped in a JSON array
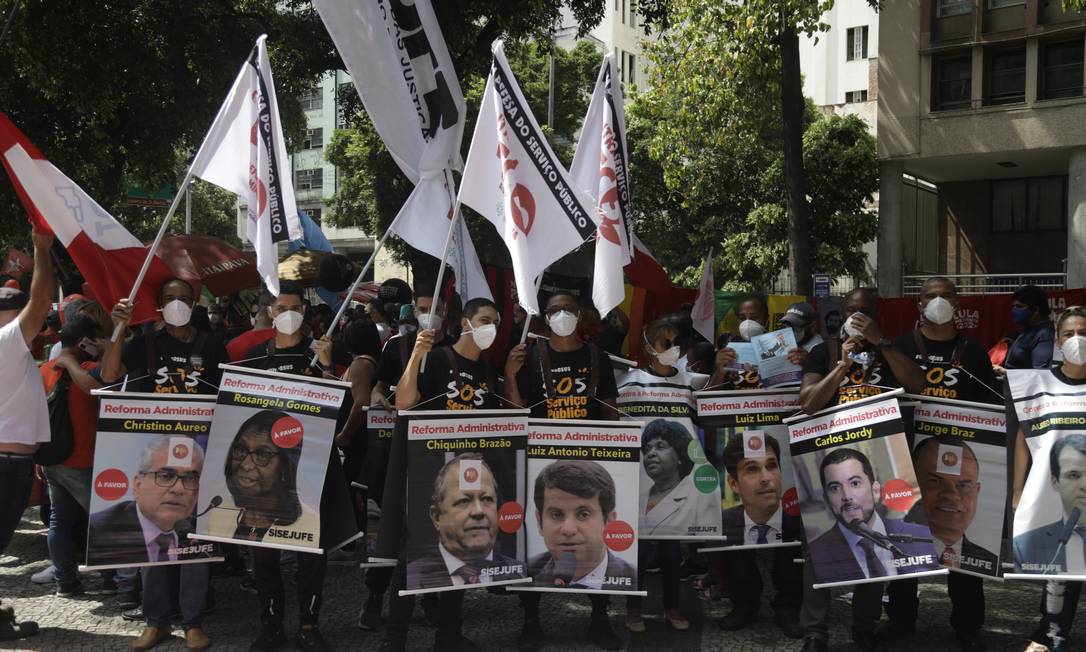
[{"x1": 30, "y1": 566, "x2": 56, "y2": 585}]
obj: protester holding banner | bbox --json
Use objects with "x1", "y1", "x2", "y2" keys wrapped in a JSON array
[
  {"x1": 883, "y1": 277, "x2": 999, "y2": 652},
  {"x1": 1008, "y1": 306, "x2": 1086, "y2": 652},
  {"x1": 999, "y1": 285, "x2": 1054, "y2": 372}
]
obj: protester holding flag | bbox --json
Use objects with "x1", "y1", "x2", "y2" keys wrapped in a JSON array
[{"x1": 505, "y1": 292, "x2": 622, "y2": 651}]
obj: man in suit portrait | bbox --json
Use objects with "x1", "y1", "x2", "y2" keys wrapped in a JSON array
[
  {"x1": 912, "y1": 437, "x2": 998, "y2": 572},
  {"x1": 528, "y1": 460, "x2": 636, "y2": 591},
  {"x1": 807, "y1": 447, "x2": 937, "y2": 583},
  {"x1": 718, "y1": 433, "x2": 803, "y2": 637},
  {"x1": 86, "y1": 435, "x2": 208, "y2": 566},
  {"x1": 406, "y1": 453, "x2": 523, "y2": 590},
  {"x1": 1014, "y1": 433, "x2": 1086, "y2": 573}
]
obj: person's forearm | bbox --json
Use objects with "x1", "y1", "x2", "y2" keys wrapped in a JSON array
[
  {"x1": 800, "y1": 368, "x2": 846, "y2": 414},
  {"x1": 394, "y1": 353, "x2": 423, "y2": 410},
  {"x1": 100, "y1": 339, "x2": 125, "y2": 384},
  {"x1": 67, "y1": 364, "x2": 103, "y2": 393},
  {"x1": 504, "y1": 380, "x2": 525, "y2": 408},
  {"x1": 881, "y1": 346, "x2": 925, "y2": 394},
  {"x1": 20, "y1": 243, "x2": 54, "y2": 343},
  {"x1": 1012, "y1": 427, "x2": 1030, "y2": 500}
]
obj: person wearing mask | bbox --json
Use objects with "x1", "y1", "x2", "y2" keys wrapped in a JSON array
[
  {"x1": 227, "y1": 291, "x2": 276, "y2": 362},
  {"x1": 238, "y1": 281, "x2": 340, "y2": 652},
  {"x1": 779, "y1": 302, "x2": 823, "y2": 353},
  {"x1": 725, "y1": 297, "x2": 808, "y2": 389},
  {"x1": 883, "y1": 277, "x2": 998, "y2": 651},
  {"x1": 0, "y1": 230, "x2": 53, "y2": 640},
  {"x1": 505, "y1": 292, "x2": 622, "y2": 651},
  {"x1": 998, "y1": 285, "x2": 1054, "y2": 373},
  {"x1": 365, "y1": 298, "x2": 392, "y2": 344},
  {"x1": 380, "y1": 297, "x2": 503, "y2": 652},
  {"x1": 38, "y1": 315, "x2": 104, "y2": 597},
  {"x1": 1011, "y1": 306, "x2": 1086, "y2": 652},
  {"x1": 797, "y1": 287, "x2": 925, "y2": 652}
]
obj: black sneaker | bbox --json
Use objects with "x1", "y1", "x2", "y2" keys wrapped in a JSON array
[
  {"x1": 297, "y1": 626, "x2": 332, "y2": 652},
  {"x1": 587, "y1": 618, "x2": 621, "y2": 651},
  {"x1": 116, "y1": 590, "x2": 140, "y2": 610},
  {"x1": 249, "y1": 624, "x2": 287, "y2": 652},
  {"x1": 517, "y1": 619, "x2": 545, "y2": 652},
  {"x1": 54, "y1": 581, "x2": 82, "y2": 598},
  {"x1": 357, "y1": 601, "x2": 382, "y2": 631}
]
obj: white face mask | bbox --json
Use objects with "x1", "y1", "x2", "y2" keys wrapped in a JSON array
[
  {"x1": 465, "y1": 322, "x2": 497, "y2": 350},
  {"x1": 417, "y1": 312, "x2": 443, "y2": 332},
  {"x1": 272, "y1": 310, "x2": 304, "y2": 335},
  {"x1": 1062, "y1": 336, "x2": 1086, "y2": 366},
  {"x1": 842, "y1": 314, "x2": 864, "y2": 339},
  {"x1": 161, "y1": 300, "x2": 192, "y2": 327},
  {"x1": 655, "y1": 345, "x2": 681, "y2": 367},
  {"x1": 738, "y1": 319, "x2": 766, "y2": 341},
  {"x1": 547, "y1": 310, "x2": 579, "y2": 337},
  {"x1": 398, "y1": 323, "x2": 417, "y2": 337},
  {"x1": 923, "y1": 296, "x2": 955, "y2": 325}
]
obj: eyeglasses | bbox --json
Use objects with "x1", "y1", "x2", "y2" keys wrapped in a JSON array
[
  {"x1": 140, "y1": 469, "x2": 200, "y2": 490},
  {"x1": 230, "y1": 444, "x2": 278, "y2": 467}
]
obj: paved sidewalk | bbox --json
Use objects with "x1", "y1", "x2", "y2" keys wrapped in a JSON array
[{"x1": 0, "y1": 507, "x2": 1079, "y2": 651}]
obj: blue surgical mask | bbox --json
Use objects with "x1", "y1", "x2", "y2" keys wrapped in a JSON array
[{"x1": 1012, "y1": 306, "x2": 1033, "y2": 325}]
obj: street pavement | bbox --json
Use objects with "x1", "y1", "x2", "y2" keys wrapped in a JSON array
[{"x1": 0, "y1": 507, "x2": 1080, "y2": 651}]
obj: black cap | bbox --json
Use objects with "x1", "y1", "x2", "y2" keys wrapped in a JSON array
[
  {"x1": 0, "y1": 287, "x2": 27, "y2": 311},
  {"x1": 779, "y1": 302, "x2": 816, "y2": 327}
]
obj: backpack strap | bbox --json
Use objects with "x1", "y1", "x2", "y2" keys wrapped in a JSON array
[
  {"x1": 914, "y1": 329, "x2": 967, "y2": 367},
  {"x1": 538, "y1": 342, "x2": 556, "y2": 399},
  {"x1": 586, "y1": 344, "x2": 601, "y2": 398},
  {"x1": 185, "y1": 331, "x2": 209, "y2": 378},
  {"x1": 441, "y1": 346, "x2": 460, "y2": 384},
  {"x1": 145, "y1": 331, "x2": 158, "y2": 378}
]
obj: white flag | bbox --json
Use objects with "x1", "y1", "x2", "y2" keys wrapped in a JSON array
[
  {"x1": 692, "y1": 250, "x2": 716, "y2": 343},
  {"x1": 313, "y1": 0, "x2": 491, "y2": 300},
  {"x1": 570, "y1": 54, "x2": 634, "y2": 318},
  {"x1": 188, "y1": 35, "x2": 301, "y2": 295},
  {"x1": 458, "y1": 42, "x2": 597, "y2": 315}
]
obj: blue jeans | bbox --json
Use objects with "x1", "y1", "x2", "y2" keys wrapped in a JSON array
[
  {"x1": 44, "y1": 465, "x2": 91, "y2": 588},
  {"x1": 143, "y1": 563, "x2": 210, "y2": 630},
  {"x1": 0, "y1": 453, "x2": 35, "y2": 556}
]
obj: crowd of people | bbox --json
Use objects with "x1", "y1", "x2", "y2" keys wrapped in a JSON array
[{"x1": 0, "y1": 231, "x2": 1078, "y2": 652}]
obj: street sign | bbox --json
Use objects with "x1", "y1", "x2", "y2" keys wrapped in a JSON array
[
  {"x1": 125, "y1": 185, "x2": 174, "y2": 208},
  {"x1": 813, "y1": 274, "x2": 831, "y2": 298}
]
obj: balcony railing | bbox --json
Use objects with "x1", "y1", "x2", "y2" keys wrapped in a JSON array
[{"x1": 903, "y1": 273, "x2": 1066, "y2": 296}]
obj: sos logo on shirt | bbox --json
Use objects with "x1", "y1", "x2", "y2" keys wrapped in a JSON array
[
  {"x1": 543, "y1": 365, "x2": 592, "y2": 419},
  {"x1": 444, "y1": 371, "x2": 491, "y2": 410},
  {"x1": 837, "y1": 363, "x2": 885, "y2": 403}
]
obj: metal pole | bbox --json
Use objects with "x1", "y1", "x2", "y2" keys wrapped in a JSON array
[
  {"x1": 323, "y1": 225, "x2": 396, "y2": 339},
  {"x1": 184, "y1": 183, "x2": 192, "y2": 234},
  {"x1": 0, "y1": 0, "x2": 21, "y2": 51},
  {"x1": 547, "y1": 42, "x2": 556, "y2": 130},
  {"x1": 519, "y1": 275, "x2": 545, "y2": 344}
]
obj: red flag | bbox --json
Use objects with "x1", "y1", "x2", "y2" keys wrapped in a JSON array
[
  {"x1": 1, "y1": 247, "x2": 32, "y2": 276},
  {"x1": 0, "y1": 113, "x2": 173, "y2": 323}
]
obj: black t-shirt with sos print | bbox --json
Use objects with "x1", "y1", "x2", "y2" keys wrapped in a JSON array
[
  {"x1": 415, "y1": 346, "x2": 499, "y2": 411},
  {"x1": 802, "y1": 339, "x2": 901, "y2": 409},
  {"x1": 515, "y1": 342, "x2": 619, "y2": 420},
  {"x1": 893, "y1": 331, "x2": 1000, "y2": 405},
  {"x1": 118, "y1": 330, "x2": 227, "y2": 395}
]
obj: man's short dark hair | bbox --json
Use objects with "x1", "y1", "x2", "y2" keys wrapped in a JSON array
[
  {"x1": 276, "y1": 281, "x2": 305, "y2": 302},
  {"x1": 430, "y1": 452, "x2": 498, "y2": 514},
  {"x1": 533, "y1": 460, "x2": 615, "y2": 518},
  {"x1": 843, "y1": 287, "x2": 878, "y2": 307},
  {"x1": 60, "y1": 314, "x2": 102, "y2": 349},
  {"x1": 912, "y1": 436, "x2": 978, "y2": 468},
  {"x1": 541, "y1": 291, "x2": 581, "y2": 314},
  {"x1": 463, "y1": 297, "x2": 498, "y2": 322},
  {"x1": 1050, "y1": 434, "x2": 1086, "y2": 480},
  {"x1": 819, "y1": 447, "x2": 876, "y2": 487},
  {"x1": 1012, "y1": 285, "x2": 1050, "y2": 317},
  {"x1": 739, "y1": 296, "x2": 768, "y2": 317},
  {"x1": 641, "y1": 420, "x2": 695, "y2": 480},
  {"x1": 723, "y1": 433, "x2": 781, "y2": 478},
  {"x1": 158, "y1": 278, "x2": 195, "y2": 304},
  {"x1": 922, "y1": 276, "x2": 958, "y2": 295}
]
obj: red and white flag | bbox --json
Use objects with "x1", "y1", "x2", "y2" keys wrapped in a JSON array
[
  {"x1": 571, "y1": 53, "x2": 634, "y2": 318},
  {"x1": 692, "y1": 250, "x2": 716, "y2": 343},
  {"x1": 0, "y1": 113, "x2": 173, "y2": 324},
  {"x1": 626, "y1": 233, "x2": 672, "y2": 294},
  {"x1": 188, "y1": 35, "x2": 301, "y2": 295},
  {"x1": 458, "y1": 42, "x2": 596, "y2": 315},
  {"x1": 1, "y1": 247, "x2": 32, "y2": 277}
]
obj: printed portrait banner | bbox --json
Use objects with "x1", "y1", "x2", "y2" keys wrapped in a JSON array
[
  {"x1": 192, "y1": 364, "x2": 352, "y2": 553},
  {"x1": 909, "y1": 396, "x2": 1007, "y2": 580},
  {"x1": 751, "y1": 328, "x2": 803, "y2": 387},
  {"x1": 512, "y1": 419, "x2": 646, "y2": 596},
  {"x1": 1006, "y1": 370, "x2": 1086, "y2": 580},
  {"x1": 400, "y1": 410, "x2": 530, "y2": 595},
  {"x1": 697, "y1": 389, "x2": 803, "y2": 552},
  {"x1": 84, "y1": 392, "x2": 222, "y2": 570},
  {"x1": 785, "y1": 391, "x2": 946, "y2": 589}
]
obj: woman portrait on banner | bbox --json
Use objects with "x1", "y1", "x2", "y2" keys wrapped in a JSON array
[
  {"x1": 209, "y1": 409, "x2": 319, "y2": 543},
  {"x1": 615, "y1": 319, "x2": 729, "y2": 633},
  {"x1": 1009, "y1": 306, "x2": 1086, "y2": 652}
]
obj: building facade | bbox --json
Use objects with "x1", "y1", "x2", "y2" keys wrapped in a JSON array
[{"x1": 800, "y1": 0, "x2": 880, "y2": 130}]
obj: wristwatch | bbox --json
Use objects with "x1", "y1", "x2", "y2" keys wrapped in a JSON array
[{"x1": 876, "y1": 337, "x2": 893, "y2": 349}]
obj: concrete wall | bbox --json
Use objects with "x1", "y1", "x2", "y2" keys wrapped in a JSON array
[{"x1": 878, "y1": 0, "x2": 924, "y2": 160}]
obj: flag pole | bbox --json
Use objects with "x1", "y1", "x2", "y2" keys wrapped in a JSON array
[
  {"x1": 110, "y1": 167, "x2": 196, "y2": 342},
  {"x1": 323, "y1": 225, "x2": 396, "y2": 339},
  {"x1": 519, "y1": 274, "x2": 545, "y2": 344}
]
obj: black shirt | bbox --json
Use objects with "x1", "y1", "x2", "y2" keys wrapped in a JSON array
[
  {"x1": 376, "y1": 331, "x2": 454, "y2": 389},
  {"x1": 893, "y1": 330, "x2": 1000, "y2": 404},
  {"x1": 514, "y1": 342, "x2": 619, "y2": 420},
  {"x1": 415, "y1": 346, "x2": 499, "y2": 411},
  {"x1": 1005, "y1": 322, "x2": 1055, "y2": 370},
  {"x1": 242, "y1": 338, "x2": 320, "y2": 377},
  {"x1": 802, "y1": 339, "x2": 901, "y2": 409},
  {"x1": 117, "y1": 329, "x2": 227, "y2": 395}
]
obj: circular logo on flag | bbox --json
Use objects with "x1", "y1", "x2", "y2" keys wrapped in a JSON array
[
  {"x1": 172, "y1": 443, "x2": 189, "y2": 460},
  {"x1": 881, "y1": 478, "x2": 915, "y2": 512},
  {"x1": 603, "y1": 520, "x2": 635, "y2": 552},
  {"x1": 782, "y1": 487, "x2": 800, "y2": 516},
  {"x1": 463, "y1": 466, "x2": 479, "y2": 484},
  {"x1": 941, "y1": 451, "x2": 959, "y2": 468},
  {"x1": 693, "y1": 464, "x2": 719, "y2": 494},
  {"x1": 687, "y1": 440, "x2": 708, "y2": 464},
  {"x1": 270, "y1": 416, "x2": 304, "y2": 448},
  {"x1": 95, "y1": 468, "x2": 129, "y2": 501},
  {"x1": 498, "y1": 501, "x2": 524, "y2": 534}
]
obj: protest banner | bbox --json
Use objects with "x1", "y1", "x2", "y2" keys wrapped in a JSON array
[
  {"x1": 513, "y1": 419, "x2": 645, "y2": 596},
  {"x1": 84, "y1": 392, "x2": 222, "y2": 570},
  {"x1": 192, "y1": 364, "x2": 352, "y2": 554},
  {"x1": 909, "y1": 396, "x2": 1007, "y2": 579},
  {"x1": 785, "y1": 390, "x2": 945, "y2": 589},
  {"x1": 615, "y1": 368, "x2": 722, "y2": 540},
  {"x1": 1006, "y1": 370, "x2": 1086, "y2": 580},
  {"x1": 399, "y1": 409, "x2": 530, "y2": 595},
  {"x1": 697, "y1": 389, "x2": 802, "y2": 551},
  {"x1": 751, "y1": 328, "x2": 803, "y2": 387}
]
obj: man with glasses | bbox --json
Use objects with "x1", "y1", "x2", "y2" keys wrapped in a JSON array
[{"x1": 87, "y1": 436, "x2": 212, "y2": 650}]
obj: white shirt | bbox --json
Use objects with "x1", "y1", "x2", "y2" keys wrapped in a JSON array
[
  {"x1": 934, "y1": 538, "x2": 962, "y2": 569},
  {"x1": 839, "y1": 514, "x2": 898, "y2": 578},
  {"x1": 573, "y1": 554, "x2": 609, "y2": 590},
  {"x1": 1066, "y1": 516, "x2": 1086, "y2": 574},
  {"x1": 743, "y1": 507, "x2": 783, "y2": 545},
  {"x1": 136, "y1": 506, "x2": 178, "y2": 562},
  {"x1": 438, "y1": 543, "x2": 495, "y2": 586},
  {"x1": 0, "y1": 317, "x2": 50, "y2": 445}
]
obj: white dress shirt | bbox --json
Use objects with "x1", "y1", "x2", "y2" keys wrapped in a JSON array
[
  {"x1": 934, "y1": 538, "x2": 962, "y2": 568},
  {"x1": 136, "y1": 507, "x2": 178, "y2": 562},
  {"x1": 439, "y1": 543, "x2": 494, "y2": 586},
  {"x1": 572, "y1": 554, "x2": 610, "y2": 590}
]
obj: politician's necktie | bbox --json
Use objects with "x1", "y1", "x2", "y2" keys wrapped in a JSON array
[
  {"x1": 153, "y1": 533, "x2": 173, "y2": 562},
  {"x1": 455, "y1": 562, "x2": 481, "y2": 585},
  {"x1": 857, "y1": 538, "x2": 887, "y2": 578},
  {"x1": 940, "y1": 547, "x2": 959, "y2": 569},
  {"x1": 754, "y1": 524, "x2": 771, "y2": 545},
  {"x1": 1075, "y1": 526, "x2": 1086, "y2": 569}
]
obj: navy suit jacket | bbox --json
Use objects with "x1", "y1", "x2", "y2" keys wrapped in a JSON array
[
  {"x1": 86, "y1": 501, "x2": 203, "y2": 567},
  {"x1": 807, "y1": 516, "x2": 938, "y2": 583},
  {"x1": 405, "y1": 545, "x2": 524, "y2": 590},
  {"x1": 1013, "y1": 519, "x2": 1075, "y2": 573},
  {"x1": 721, "y1": 505, "x2": 801, "y2": 545},
  {"x1": 528, "y1": 550, "x2": 636, "y2": 591}
]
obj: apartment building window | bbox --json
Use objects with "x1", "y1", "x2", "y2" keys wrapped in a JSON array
[
  {"x1": 933, "y1": 54, "x2": 972, "y2": 111},
  {"x1": 626, "y1": 52, "x2": 637, "y2": 85},
  {"x1": 302, "y1": 207, "x2": 322, "y2": 224},
  {"x1": 992, "y1": 177, "x2": 1066, "y2": 232},
  {"x1": 989, "y1": 0, "x2": 1025, "y2": 7},
  {"x1": 298, "y1": 91, "x2": 322, "y2": 111},
  {"x1": 302, "y1": 128, "x2": 323, "y2": 150},
  {"x1": 296, "y1": 169, "x2": 323, "y2": 191},
  {"x1": 1041, "y1": 40, "x2": 1085, "y2": 100},
  {"x1": 846, "y1": 26, "x2": 869, "y2": 61},
  {"x1": 986, "y1": 48, "x2": 1026, "y2": 105},
  {"x1": 936, "y1": 0, "x2": 972, "y2": 17},
  {"x1": 845, "y1": 90, "x2": 869, "y2": 103}
]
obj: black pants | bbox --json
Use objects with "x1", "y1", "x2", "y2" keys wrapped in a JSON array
[
  {"x1": 626, "y1": 541, "x2": 680, "y2": 610},
  {"x1": 365, "y1": 565, "x2": 393, "y2": 608},
  {"x1": 252, "y1": 547, "x2": 327, "y2": 628},
  {"x1": 1030, "y1": 580, "x2": 1082, "y2": 651},
  {"x1": 799, "y1": 554, "x2": 883, "y2": 642},
  {"x1": 725, "y1": 546, "x2": 803, "y2": 617},
  {"x1": 386, "y1": 555, "x2": 463, "y2": 645},
  {"x1": 885, "y1": 572, "x2": 984, "y2": 633},
  {"x1": 521, "y1": 591, "x2": 609, "y2": 622}
]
